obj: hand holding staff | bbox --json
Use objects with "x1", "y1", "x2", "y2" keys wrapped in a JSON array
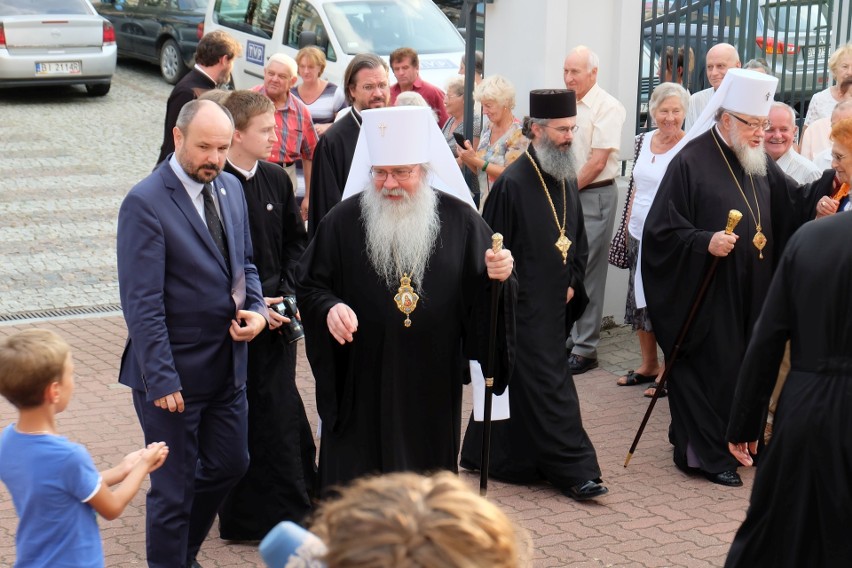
[{"x1": 624, "y1": 210, "x2": 742, "y2": 467}]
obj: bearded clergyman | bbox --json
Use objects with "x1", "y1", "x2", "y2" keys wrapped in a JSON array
[
  {"x1": 296, "y1": 106, "x2": 517, "y2": 491},
  {"x1": 641, "y1": 69, "x2": 834, "y2": 488},
  {"x1": 460, "y1": 89, "x2": 607, "y2": 501}
]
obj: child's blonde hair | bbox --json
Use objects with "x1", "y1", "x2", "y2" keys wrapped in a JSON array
[{"x1": 0, "y1": 329, "x2": 70, "y2": 408}]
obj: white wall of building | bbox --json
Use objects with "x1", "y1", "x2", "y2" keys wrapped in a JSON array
[{"x1": 481, "y1": 0, "x2": 642, "y2": 324}]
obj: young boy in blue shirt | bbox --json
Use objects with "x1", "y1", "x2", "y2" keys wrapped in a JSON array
[{"x1": 0, "y1": 329, "x2": 169, "y2": 567}]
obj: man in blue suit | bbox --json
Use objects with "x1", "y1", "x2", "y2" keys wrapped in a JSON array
[{"x1": 117, "y1": 99, "x2": 268, "y2": 568}]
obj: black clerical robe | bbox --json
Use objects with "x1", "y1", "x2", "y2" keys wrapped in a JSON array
[
  {"x1": 460, "y1": 148, "x2": 602, "y2": 490},
  {"x1": 642, "y1": 127, "x2": 833, "y2": 475},
  {"x1": 306, "y1": 108, "x2": 360, "y2": 238},
  {"x1": 296, "y1": 190, "x2": 517, "y2": 490},
  {"x1": 724, "y1": 212, "x2": 852, "y2": 568},
  {"x1": 218, "y1": 161, "x2": 316, "y2": 538},
  {"x1": 156, "y1": 68, "x2": 215, "y2": 165}
]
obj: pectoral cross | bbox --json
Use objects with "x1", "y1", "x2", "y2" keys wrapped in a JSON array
[{"x1": 378, "y1": 122, "x2": 387, "y2": 137}]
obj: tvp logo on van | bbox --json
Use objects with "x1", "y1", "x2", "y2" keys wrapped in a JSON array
[{"x1": 246, "y1": 41, "x2": 265, "y2": 66}]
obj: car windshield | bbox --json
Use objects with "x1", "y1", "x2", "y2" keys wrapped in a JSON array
[
  {"x1": 765, "y1": 3, "x2": 827, "y2": 33},
  {"x1": 177, "y1": 0, "x2": 208, "y2": 10},
  {"x1": 323, "y1": 0, "x2": 463, "y2": 56},
  {"x1": 0, "y1": 0, "x2": 91, "y2": 16}
]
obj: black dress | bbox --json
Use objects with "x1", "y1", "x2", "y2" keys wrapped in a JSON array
[
  {"x1": 297, "y1": 191, "x2": 516, "y2": 490},
  {"x1": 306, "y1": 108, "x2": 360, "y2": 238},
  {"x1": 460, "y1": 148, "x2": 602, "y2": 490},
  {"x1": 725, "y1": 212, "x2": 852, "y2": 567},
  {"x1": 218, "y1": 161, "x2": 316, "y2": 539},
  {"x1": 642, "y1": 127, "x2": 833, "y2": 475}
]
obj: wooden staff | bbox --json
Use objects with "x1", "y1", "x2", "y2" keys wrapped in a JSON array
[
  {"x1": 624, "y1": 210, "x2": 742, "y2": 467},
  {"x1": 480, "y1": 233, "x2": 503, "y2": 495}
]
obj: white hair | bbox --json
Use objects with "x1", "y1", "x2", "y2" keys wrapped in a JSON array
[{"x1": 266, "y1": 53, "x2": 297, "y2": 77}]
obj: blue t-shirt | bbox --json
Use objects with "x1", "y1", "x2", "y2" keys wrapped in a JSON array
[{"x1": 0, "y1": 424, "x2": 103, "y2": 567}]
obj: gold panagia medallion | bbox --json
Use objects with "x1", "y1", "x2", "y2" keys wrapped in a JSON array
[
  {"x1": 555, "y1": 232, "x2": 572, "y2": 265},
  {"x1": 394, "y1": 273, "x2": 419, "y2": 327},
  {"x1": 753, "y1": 229, "x2": 767, "y2": 259}
]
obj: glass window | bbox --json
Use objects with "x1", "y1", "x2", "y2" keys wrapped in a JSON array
[
  {"x1": 285, "y1": 0, "x2": 336, "y2": 61},
  {"x1": 0, "y1": 0, "x2": 92, "y2": 15},
  {"x1": 213, "y1": 0, "x2": 281, "y2": 40},
  {"x1": 323, "y1": 0, "x2": 463, "y2": 56},
  {"x1": 765, "y1": 3, "x2": 827, "y2": 33}
]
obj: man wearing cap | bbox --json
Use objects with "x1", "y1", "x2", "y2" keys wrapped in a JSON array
[
  {"x1": 307, "y1": 54, "x2": 390, "y2": 238},
  {"x1": 642, "y1": 69, "x2": 833, "y2": 487},
  {"x1": 460, "y1": 90, "x2": 607, "y2": 501},
  {"x1": 296, "y1": 106, "x2": 517, "y2": 490}
]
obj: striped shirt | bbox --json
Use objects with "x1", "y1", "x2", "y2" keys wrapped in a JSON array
[{"x1": 252, "y1": 85, "x2": 319, "y2": 165}]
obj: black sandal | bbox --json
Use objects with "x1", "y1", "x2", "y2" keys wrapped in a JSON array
[
  {"x1": 616, "y1": 370, "x2": 657, "y2": 386},
  {"x1": 643, "y1": 381, "x2": 668, "y2": 398}
]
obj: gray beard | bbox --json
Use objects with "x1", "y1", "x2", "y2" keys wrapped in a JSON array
[
  {"x1": 533, "y1": 135, "x2": 577, "y2": 181},
  {"x1": 730, "y1": 128, "x2": 768, "y2": 177},
  {"x1": 360, "y1": 181, "x2": 441, "y2": 291}
]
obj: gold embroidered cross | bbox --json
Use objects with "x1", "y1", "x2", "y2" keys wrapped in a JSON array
[{"x1": 378, "y1": 122, "x2": 387, "y2": 136}]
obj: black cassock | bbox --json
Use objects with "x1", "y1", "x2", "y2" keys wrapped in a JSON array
[
  {"x1": 461, "y1": 148, "x2": 603, "y2": 490},
  {"x1": 724, "y1": 212, "x2": 852, "y2": 568},
  {"x1": 642, "y1": 127, "x2": 833, "y2": 475},
  {"x1": 218, "y1": 161, "x2": 316, "y2": 539},
  {"x1": 297, "y1": 191, "x2": 517, "y2": 490},
  {"x1": 306, "y1": 108, "x2": 360, "y2": 238}
]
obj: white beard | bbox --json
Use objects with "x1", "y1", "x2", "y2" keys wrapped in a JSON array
[
  {"x1": 360, "y1": 180, "x2": 441, "y2": 292},
  {"x1": 730, "y1": 127, "x2": 768, "y2": 177},
  {"x1": 533, "y1": 134, "x2": 577, "y2": 181}
]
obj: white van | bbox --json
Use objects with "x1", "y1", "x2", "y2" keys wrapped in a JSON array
[{"x1": 204, "y1": 0, "x2": 465, "y2": 90}]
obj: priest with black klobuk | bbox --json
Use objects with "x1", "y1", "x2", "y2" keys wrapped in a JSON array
[
  {"x1": 460, "y1": 89, "x2": 607, "y2": 501},
  {"x1": 640, "y1": 69, "x2": 834, "y2": 486},
  {"x1": 296, "y1": 106, "x2": 518, "y2": 491}
]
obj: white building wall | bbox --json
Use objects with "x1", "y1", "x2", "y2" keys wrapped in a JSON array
[{"x1": 481, "y1": 0, "x2": 643, "y2": 324}]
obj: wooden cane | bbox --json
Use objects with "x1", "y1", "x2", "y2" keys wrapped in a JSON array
[{"x1": 480, "y1": 233, "x2": 503, "y2": 495}]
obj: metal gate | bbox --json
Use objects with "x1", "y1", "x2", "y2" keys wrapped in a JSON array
[{"x1": 636, "y1": 0, "x2": 852, "y2": 132}]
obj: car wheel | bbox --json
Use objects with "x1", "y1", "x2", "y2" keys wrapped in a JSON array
[
  {"x1": 160, "y1": 39, "x2": 188, "y2": 85},
  {"x1": 86, "y1": 83, "x2": 111, "y2": 97}
]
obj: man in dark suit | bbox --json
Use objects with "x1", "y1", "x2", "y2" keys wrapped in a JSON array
[
  {"x1": 156, "y1": 30, "x2": 242, "y2": 165},
  {"x1": 118, "y1": 99, "x2": 268, "y2": 568}
]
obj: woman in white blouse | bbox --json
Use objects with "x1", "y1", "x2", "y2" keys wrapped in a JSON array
[{"x1": 617, "y1": 82, "x2": 689, "y2": 399}]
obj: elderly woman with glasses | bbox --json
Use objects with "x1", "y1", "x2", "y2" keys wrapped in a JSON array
[
  {"x1": 442, "y1": 76, "x2": 481, "y2": 197},
  {"x1": 816, "y1": 116, "x2": 852, "y2": 217}
]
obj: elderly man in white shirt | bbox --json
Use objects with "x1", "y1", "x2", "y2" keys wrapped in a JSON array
[
  {"x1": 562, "y1": 45, "x2": 626, "y2": 374},
  {"x1": 765, "y1": 102, "x2": 822, "y2": 184}
]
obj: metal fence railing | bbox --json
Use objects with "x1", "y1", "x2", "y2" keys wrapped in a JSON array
[{"x1": 636, "y1": 0, "x2": 852, "y2": 133}]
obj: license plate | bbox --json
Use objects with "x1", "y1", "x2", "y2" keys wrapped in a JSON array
[
  {"x1": 35, "y1": 61, "x2": 81, "y2": 75},
  {"x1": 805, "y1": 46, "x2": 826, "y2": 60}
]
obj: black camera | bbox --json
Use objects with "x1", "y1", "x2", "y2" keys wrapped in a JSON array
[{"x1": 270, "y1": 296, "x2": 305, "y2": 343}]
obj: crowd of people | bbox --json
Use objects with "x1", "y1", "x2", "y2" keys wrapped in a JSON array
[{"x1": 1, "y1": 25, "x2": 850, "y2": 568}]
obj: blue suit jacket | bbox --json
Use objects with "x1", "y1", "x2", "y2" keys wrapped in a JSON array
[{"x1": 117, "y1": 159, "x2": 266, "y2": 401}]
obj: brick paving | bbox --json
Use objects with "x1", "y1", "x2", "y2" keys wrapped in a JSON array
[
  {"x1": 0, "y1": 62, "x2": 752, "y2": 567},
  {"x1": 0, "y1": 318, "x2": 751, "y2": 567}
]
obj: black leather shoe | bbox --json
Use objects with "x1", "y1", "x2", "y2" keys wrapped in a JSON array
[
  {"x1": 563, "y1": 479, "x2": 608, "y2": 501},
  {"x1": 704, "y1": 470, "x2": 742, "y2": 487},
  {"x1": 568, "y1": 354, "x2": 598, "y2": 374}
]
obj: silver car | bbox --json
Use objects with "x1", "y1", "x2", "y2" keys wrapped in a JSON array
[{"x1": 0, "y1": 0, "x2": 117, "y2": 96}]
